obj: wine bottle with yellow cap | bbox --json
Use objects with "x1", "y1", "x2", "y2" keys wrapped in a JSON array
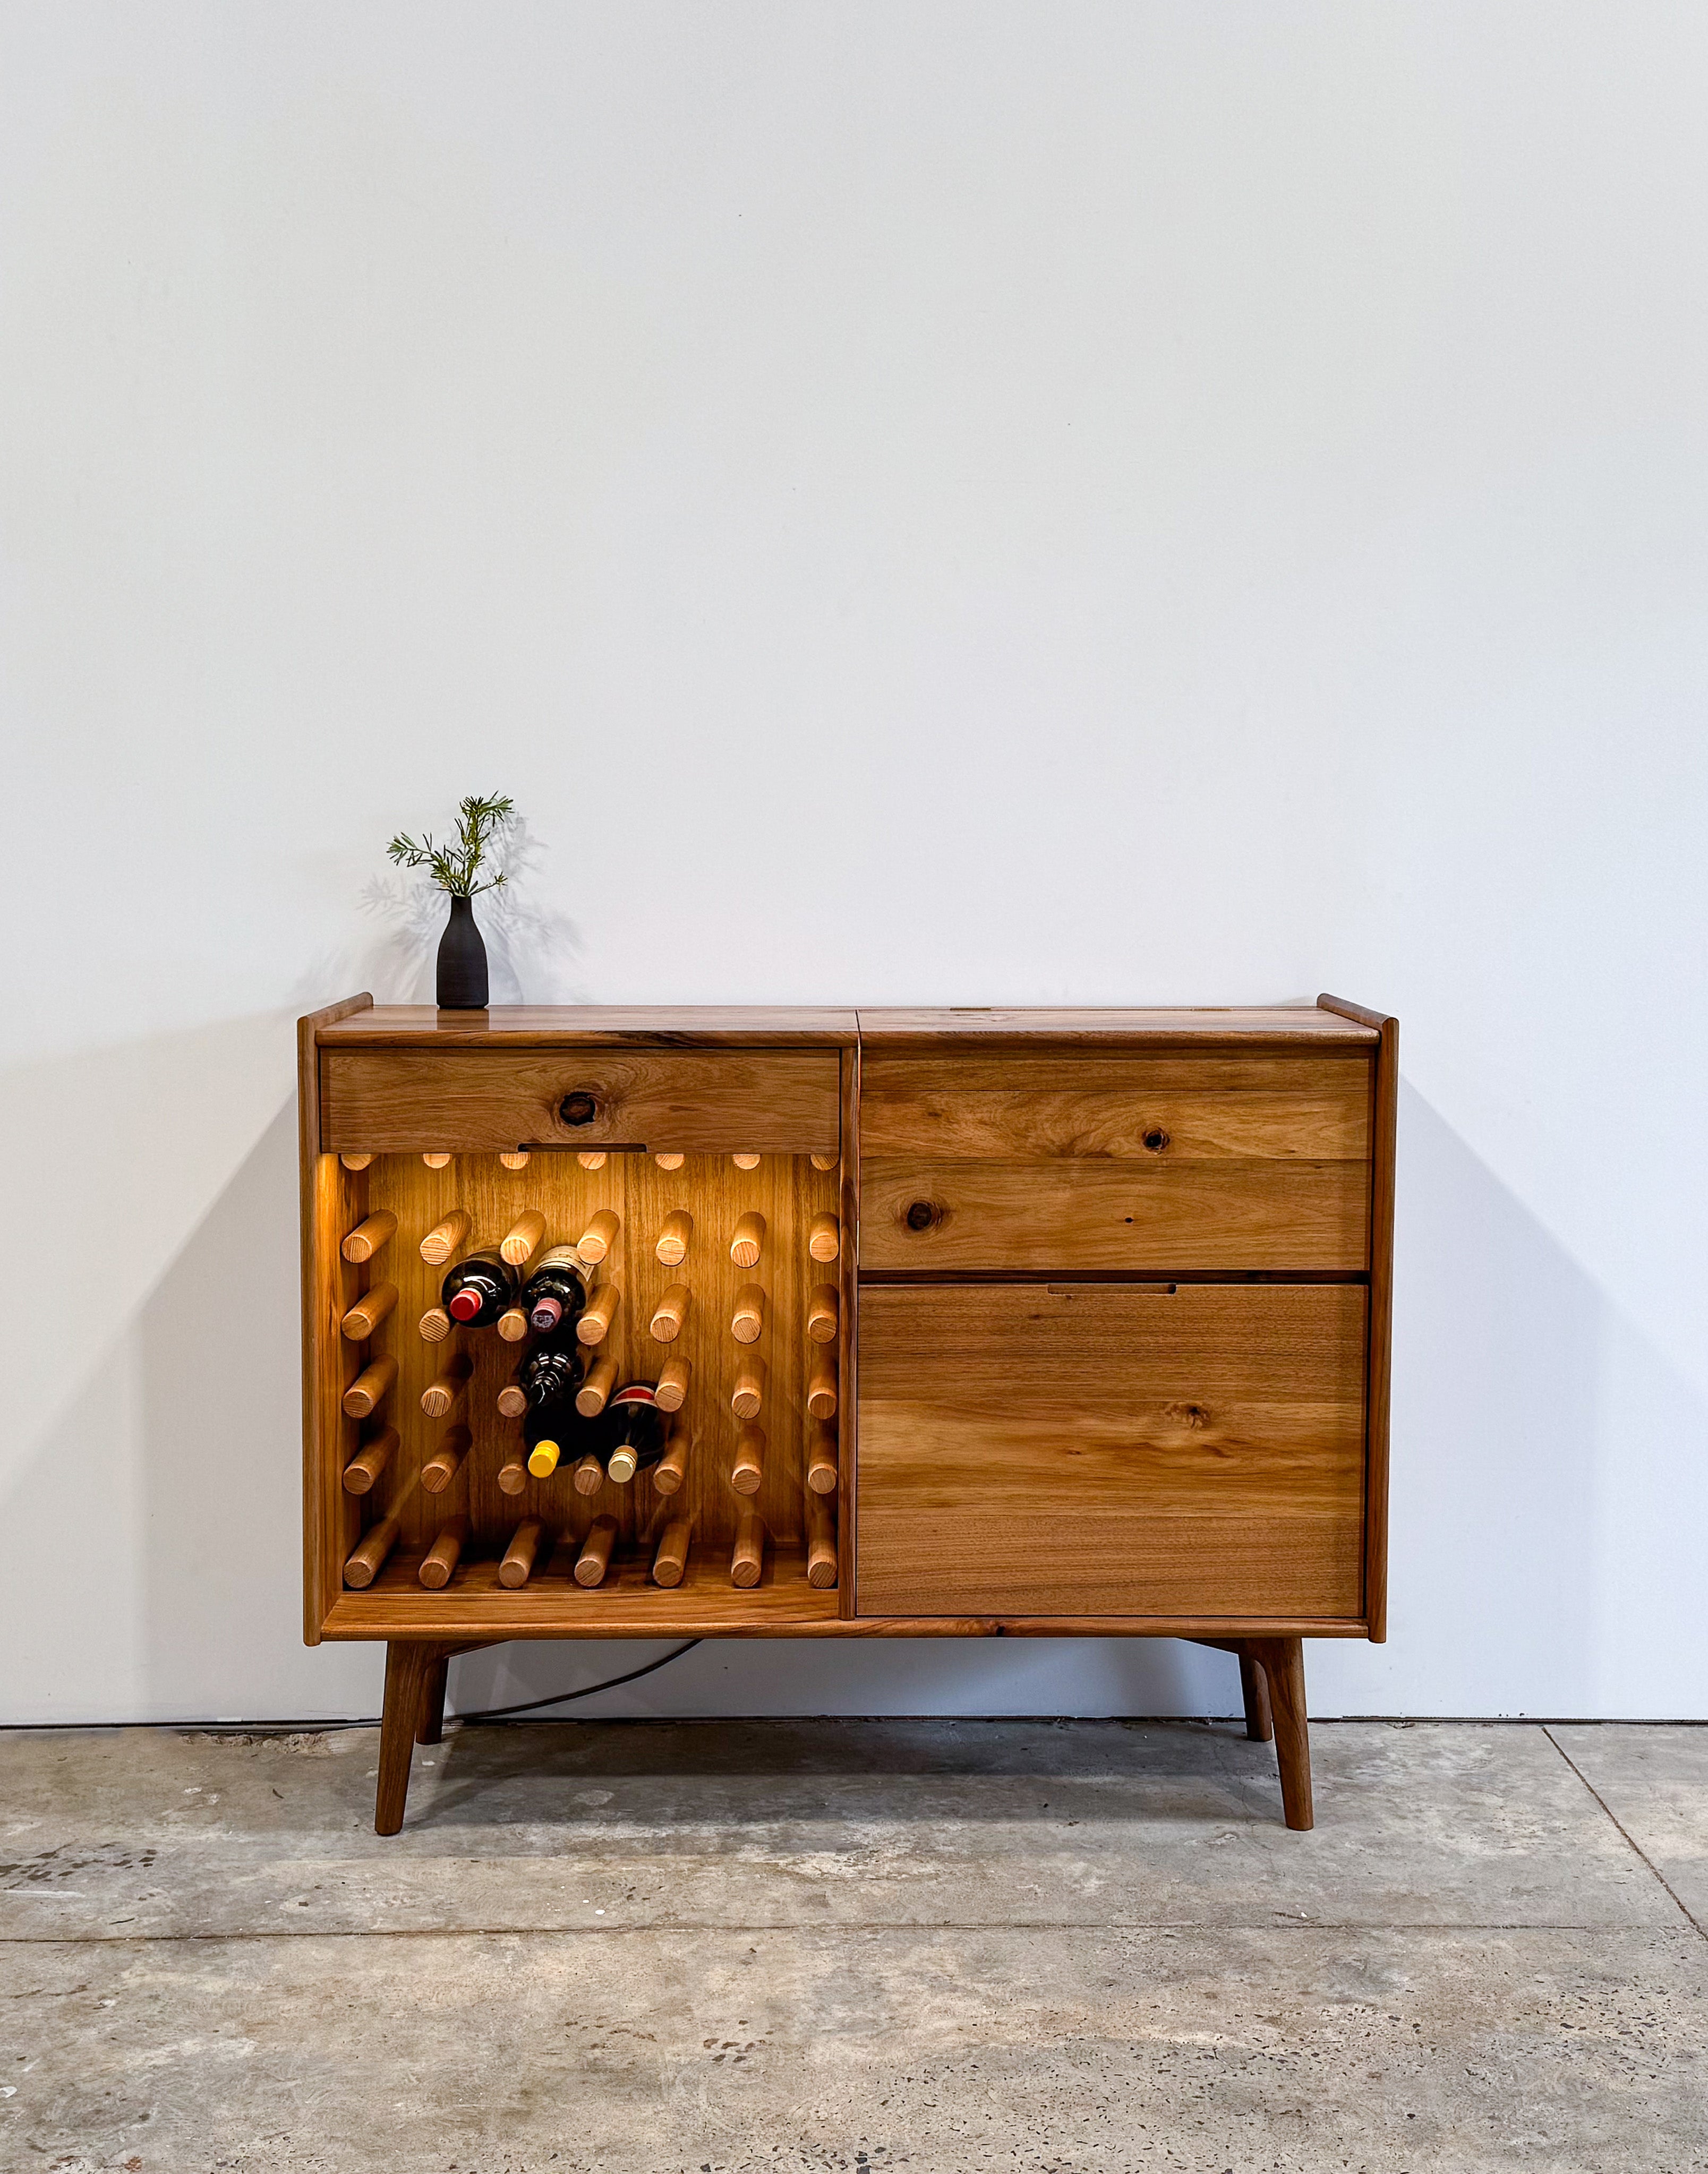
[{"x1": 522, "y1": 1390, "x2": 589, "y2": 1480}]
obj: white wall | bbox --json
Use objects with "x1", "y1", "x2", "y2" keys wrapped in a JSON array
[{"x1": 4, "y1": 2, "x2": 1704, "y2": 1725}]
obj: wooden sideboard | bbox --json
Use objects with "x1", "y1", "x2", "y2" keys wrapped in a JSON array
[{"x1": 300, "y1": 998, "x2": 1396, "y2": 1834}]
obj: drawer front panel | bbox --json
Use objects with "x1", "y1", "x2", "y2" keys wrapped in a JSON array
[
  {"x1": 320, "y1": 1049, "x2": 841, "y2": 1154},
  {"x1": 856, "y1": 1282, "x2": 1367, "y2": 1619},
  {"x1": 859, "y1": 1053, "x2": 1370, "y2": 1272}
]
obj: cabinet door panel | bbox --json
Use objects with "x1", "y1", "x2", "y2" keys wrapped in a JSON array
[{"x1": 855, "y1": 1282, "x2": 1366, "y2": 1619}]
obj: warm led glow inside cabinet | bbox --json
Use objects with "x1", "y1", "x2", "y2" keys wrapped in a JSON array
[{"x1": 300, "y1": 998, "x2": 1396, "y2": 1834}]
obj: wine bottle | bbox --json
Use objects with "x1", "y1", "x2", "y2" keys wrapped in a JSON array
[
  {"x1": 603, "y1": 1382, "x2": 666, "y2": 1484},
  {"x1": 521, "y1": 1244, "x2": 591, "y2": 1334},
  {"x1": 441, "y1": 1249, "x2": 518, "y2": 1326},
  {"x1": 523, "y1": 1393, "x2": 586, "y2": 1480},
  {"x1": 508, "y1": 1337, "x2": 586, "y2": 1416}
]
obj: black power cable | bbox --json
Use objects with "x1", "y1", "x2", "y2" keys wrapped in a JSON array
[{"x1": 448, "y1": 1639, "x2": 702, "y2": 1724}]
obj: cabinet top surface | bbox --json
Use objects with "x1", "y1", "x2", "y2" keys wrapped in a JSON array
[{"x1": 310, "y1": 1003, "x2": 1379, "y2": 1048}]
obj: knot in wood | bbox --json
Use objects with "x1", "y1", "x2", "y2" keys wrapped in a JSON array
[
  {"x1": 904, "y1": 1199, "x2": 939, "y2": 1233},
  {"x1": 558, "y1": 1090, "x2": 599, "y2": 1127},
  {"x1": 1142, "y1": 1126, "x2": 1171, "y2": 1153}
]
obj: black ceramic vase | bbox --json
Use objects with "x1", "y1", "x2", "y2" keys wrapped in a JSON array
[{"x1": 436, "y1": 892, "x2": 489, "y2": 1009}]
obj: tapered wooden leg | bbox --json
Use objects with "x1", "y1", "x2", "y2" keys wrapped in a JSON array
[
  {"x1": 416, "y1": 1656, "x2": 450, "y2": 1745},
  {"x1": 1238, "y1": 1651, "x2": 1274, "y2": 1743},
  {"x1": 376, "y1": 1642, "x2": 435, "y2": 1836},
  {"x1": 1247, "y1": 1637, "x2": 1312, "y2": 1830}
]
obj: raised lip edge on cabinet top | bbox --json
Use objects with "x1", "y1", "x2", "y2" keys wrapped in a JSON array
[
  {"x1": 314, "y1": 1005, "x2": 860, "y2": 1047},
  {"x1": 852, "y1": 1005, "x2": 1380, "y2": 1047},
  {"x1": 313, "y1": 1003, "x2": 1379, "y2": 1050}
]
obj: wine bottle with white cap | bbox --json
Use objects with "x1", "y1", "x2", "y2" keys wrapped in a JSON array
[{"x1": 602, "y1": 1382, "x2": 666, "y2": 1484}]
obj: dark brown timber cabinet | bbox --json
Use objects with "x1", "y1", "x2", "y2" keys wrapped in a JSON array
[{"x1": 300, "y1": 999, "x2": 1396, "y2": 1834}]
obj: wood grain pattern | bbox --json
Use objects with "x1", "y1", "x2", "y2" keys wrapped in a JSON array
[
  {"x1": 300, "y1": 994, "x2": 372, "y2": 1642},
  {"x1": 500, "y1": 1209, "x2": 546, "y2": 1265},
  {"x1": 419, "y1": 1210, "x2": 469, "y2": 1266},
  {"x1": 320, "y1": 1048, "x2": 841, "y2": 1153},
  {"x1": 342, "y1": 1353, "x2": 397, "y2": 1420},
  {"x1": 861, "y1": 1155, "x2": 1368, "y2": 1274},
  {"x1": 729, "y1": 1212, "x2": 765, "y2": 1268},
  {"x1": 578, "y1": 1208, "x2": 620, "y2": 1264},
  {"x1": 341, "y1": 1211, "x2": 397, "y2": 1264},
  {"x1": 318, "y1": 1006, "x2": 859, "y2": 1048},
  {"x1": 1319, "y1": 993, "x2": 1398, "y2": 1644},
  {"x1": 731, "y1": 1423, "x2": 766, "y2": 1496},
  {"x1": 310, "y1": 1141, "x2": 842, "y2": 1622},
  {"x1": 854, "y1": 1007, "x2": 1378, "y2": 1047},
  {"x1": 856, "y1": 1283, "x2": 1366, "y2": 1617},
  {"x1": 499, "y1": 1519, "x2": 544, "y2": 1588},
  {"x1": 421, "y1": 1424, "x2": 471, "y2": 1494},
  {"x1": 656, "y1": 1209, "x2": 693, "y2": 1265},
  {"x1": 340, "y1": 1282, "x2": 398, "y2": 1341},
  {"x1": 342, "y1": 1427, "x2": 398, "y2": 1496},
  {"x1": 731, "y1": 1283, "x2": 765, "y2": 1344}
]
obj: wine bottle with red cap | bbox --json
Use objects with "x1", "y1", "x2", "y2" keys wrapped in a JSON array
[
  {"x1": 521, "y1": 1245, "x2": 591, "y2": 1336},
  {"x1": 603, "y1": 1382, "x2": 666, "y2": 1484},
  {"x1": 440, "y1": 1249, "x2": 518, "y2": 1328}
]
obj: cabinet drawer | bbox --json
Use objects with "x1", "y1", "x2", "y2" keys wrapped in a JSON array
[
  {"x1": 859, "y1": 1053, "x2": 1370, "y2": 1272},
  {"x1": 856, "y1": 1282, "x2": 1367, "y2": 1619},
  {"x1": 320, "y1": 1048, "x2": 841, "y2": 1154}
]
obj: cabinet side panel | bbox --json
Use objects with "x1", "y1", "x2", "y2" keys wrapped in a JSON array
[{"x1": 298, "y1": 996, "x2": 370, "y2": 1641}]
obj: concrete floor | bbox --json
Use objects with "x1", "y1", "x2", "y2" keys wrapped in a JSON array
[{"x1": 1, "y1": 1717, "x2": 1704, "y2": 2172}]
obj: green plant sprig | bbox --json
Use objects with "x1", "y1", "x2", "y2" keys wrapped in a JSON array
[{"x1": 387, "y1": 793, "x2": 516, "y2": 896}]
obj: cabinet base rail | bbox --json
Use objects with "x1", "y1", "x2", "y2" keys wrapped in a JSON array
[{"x1": 370, "y1": 1634, "x2": 1313, "y2": 1836}]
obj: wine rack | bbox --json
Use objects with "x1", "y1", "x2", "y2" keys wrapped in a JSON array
[{"x1": 300, "y1": 997, "x2": 1397, "y2": 1836}]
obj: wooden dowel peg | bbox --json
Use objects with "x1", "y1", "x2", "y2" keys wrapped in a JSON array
[
  {"x1": 575, "y1": 1353, "x2": 619, "y2": 1417},
  {"x1": 809, "y1": 1152, "x2": 838, "y2": 1171},
  {"x1": 340, "y1": 1281, "x2": 398, "y2": 1341},
  {"x1": 421, "y1": 1351, "x2": 473, "y2": 1419},
  {"x1": 654, "y1": 1151, "x2": 684, "y2": 1170},
  {"x1": 653, "y1": 1416, "x2": 692, "y2": 1495},
  {"x1": 808, "y1": 1212, "x2": 841, "y2": 1263},
  {"x1": 497, "y1": 1382, "x2": 528, "y2": 1418},
  {"x1": 731, "y1": 1284, "x2": 766, "y2": 1345},
  {"x1": 497, "y1": 1453, "x2": 528, "y2": 1496},
  {"x1": 342, "y1": 1353, "x2": 397, "y2": 1419},
  {"x1": 732, "y1": 1152, "x2": 761, "y2": 1169},
  {"x1": 731, "y1": 1510, "x2": 765, "y2": 1589},
  {"x1": 500, "y1": 1209, "x2": 546, "y2": 1266},
  {"x1": 499, "y1": 1151, "x2": 531, "y2": 1170},
  {"x1": 807, "y1": 1283, "x2": 840, "y2": 1345},
  {"x1": 655, "y1": 1209, "x2": 693, "y2": 1266},
  {"x1": 650, "y1": 1283, "x2": 691, "y2": 1343},
  {"x1": 339, "y1": 1152, "x2": 374, "y2": 1172},
  {"x1": 806, "y1": 1419, "x2": 839, "y2": 1496},
  {"x1": 576, "y1": 1280, "x2": 620, "y2": 1346},
  {"x1": 655, "y1": 1356, "x2": 691, "y2": 1413},
  {"x1": 576, "y1": 1150, "x2": 607, "y2": 1169},
  {"x1": 572, "y1": 1452, "x2": 605, "y2": 1496},
  {"x1": 343, "y1": 1511, "x2": 401, "y2": 1588},
  {"x1": 574, "y1": 1515, "x2": 618, "y2": 1588},
  {"x1": 729, "y1": 1212, "x2": 766, "y2": 1269},
  {"x1": 422, "y1": 1152, "x2": 453, "y2": 1170},
  {"x1": 731, "y1": 1423, "x2": 766, "y2": 1497},
  {"x1": 497, "y1": 1305, "x2": 529, "y2": 1343},
  {"x1": 499, "y1": 1519, "x2": 544, "y2": 1588},
  {"x1": 421, "y1": 1424, "x2": 471, "y2": 1494},
  {"x1": 653, "y1": 1517, "x2": 691, "y2": 1588},
  {"x1": 419, "y1": 1514, "x2": 470, "y2": 1588},
  {"x1": 806, "y1": 1491, "x2": 838, "y2": 1588},
  {"x1": 807, "y1": 1352, "x2": 839, "y2": 1420},
  {"x1": 420, "y1": 1210, "x2": 470, "y2": 1267},
  {"x1": 341, "y1": 1426, "x2": 398, "y2": 1497},
  {"x1": 419, "y1": 1305, "x2": 451, "y2": 1343},
  {"x1": 340, "y1": 1211, "x2": 397, "y2": 1264},
  {"x1": 577, "y1": 1209, "x2": 620, "y2": 1265},
  {"x1": 731, "y1": 1355, "x2": 767, "y2": 1420}
]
